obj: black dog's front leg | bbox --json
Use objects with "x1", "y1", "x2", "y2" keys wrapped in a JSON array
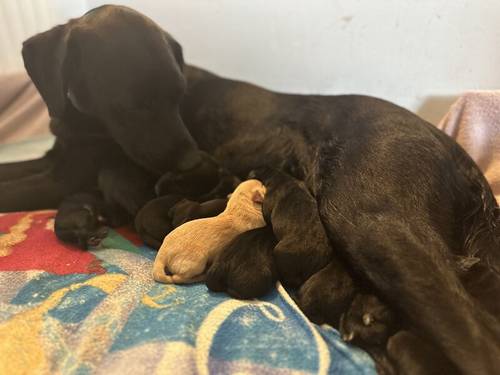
[
  {"x1": 98, "y1": 162, "x2": 156, "y2": 219},
  {"x1": 0, "y1": 155, "x2": 53, "y2": 182}
]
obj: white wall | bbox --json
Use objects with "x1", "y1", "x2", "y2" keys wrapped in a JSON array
[
  {"x1": 4, "y1": 1, "x2": 500, "y2": 124},
  {"x1": 0, "y1": 0, "x2": 88, "y2": 73}
]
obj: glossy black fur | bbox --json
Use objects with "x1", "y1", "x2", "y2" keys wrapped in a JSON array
[
  {"x1": 206, "y1": 226, "x2": 277, "y2": 299},
  {"x1": 296, "y1": 261, "x2": 356, "y2": 327},
  {"x1": 0, "y1": 5, "x2": 499, "y2": 373},
  {"x1": 134, "y1": 195, "x2": 183, "y2": 249},
  {"x1": 387, "y1": 331, "x2": 460, "y2": 375},
  {"x1": 250, "y1": 167, "x2": 332, "y2": 288}
]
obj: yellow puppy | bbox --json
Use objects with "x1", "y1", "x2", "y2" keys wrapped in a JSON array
[{"x1": 153, "y1": 179, "x2": 267, "y2": 284}]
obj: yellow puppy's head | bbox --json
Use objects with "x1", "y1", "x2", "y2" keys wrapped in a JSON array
[{"x1": 225, "y1": 179, "x2": 266, "y2": 217}]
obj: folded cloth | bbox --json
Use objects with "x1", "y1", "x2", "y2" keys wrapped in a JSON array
[
  {"x1": 0, "y1": 71, "x2": 50, "y2": 144},
  {"x1": 438, "y1": 91, "x2": 500, "y2": 200}
]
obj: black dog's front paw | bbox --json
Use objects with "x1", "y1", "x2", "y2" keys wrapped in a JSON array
[{"x1": 55, "y1": 193, "x2": 109, "y2": 249}]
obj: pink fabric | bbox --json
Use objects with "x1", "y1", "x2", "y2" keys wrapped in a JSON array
[
  {"x1": 438, "y1": 91, "x2": 500, "y2": 201},
  {"x1": 0, "y1": 71, "x2": 50, "y2": 144}
]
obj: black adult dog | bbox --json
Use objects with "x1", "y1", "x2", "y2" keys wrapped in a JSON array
[{"x1": 1, "y1": 5, "x2": 499, "y2": 374}]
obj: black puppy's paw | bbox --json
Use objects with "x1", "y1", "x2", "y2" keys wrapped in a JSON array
[{"x1": 55, "y1": 193, "x2": 109, "y2": 250}]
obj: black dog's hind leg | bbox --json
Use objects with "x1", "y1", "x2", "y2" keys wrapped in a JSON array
[
  {"x1": 321, "y1": 213, "x2": 500, "y2": 375},
  {"x1": 0, "y1": 166, "x2": 65, "y2": 211},
  {"x1": 0, "y1": 156, "x2": 53, "y2": 182}
]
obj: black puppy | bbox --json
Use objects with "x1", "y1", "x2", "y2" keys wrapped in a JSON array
[
  {"x1": 134, "y1": 195, "x2": 184, "y2": 249},
  {"x1": 206, "y1": 226, "x2": 277, "y2": 299},
  {"x1": 156, "y1": 160, "x2": 240, "y2": 200},
  {"x1": 250, "y1": 167, "x2": 332, "y2": 288},
  {"x1": 296, "y1": 261, "x2": 355, "y2": 327},
  {"x1": 134, "y1": 196, "x2": 228, "y2": 249},
  {"x1": 340, "y1": 294, "x2": 398, "y2": 348},
  {"x1": 54, "y1": 193, "x2": 108, "y2": 249},
  {"x1": 169, "y1": 198, "x2": 228, "y2": 228},
  {"x1": 296, "y1": 260, "x2": 397, "y2": 348}
]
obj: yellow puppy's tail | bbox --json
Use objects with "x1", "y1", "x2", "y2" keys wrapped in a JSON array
[{"x1": 152, "y1": 260, "x2": 206, "y2": 284}]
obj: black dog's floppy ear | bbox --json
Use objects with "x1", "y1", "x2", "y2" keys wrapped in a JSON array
[{"x1": 22, "y1": 24, "x2": 69, "y2": 119}]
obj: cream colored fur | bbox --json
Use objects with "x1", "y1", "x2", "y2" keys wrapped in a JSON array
[{"x1": 153, "y1": 179, "x2": 267, "y2": 284}]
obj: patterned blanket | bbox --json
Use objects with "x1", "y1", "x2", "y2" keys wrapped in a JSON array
[{"x1": 0, "y1": 210, "x2": 375, "y2": 374}]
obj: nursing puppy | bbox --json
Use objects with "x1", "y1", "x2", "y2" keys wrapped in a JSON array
[
  {"x1": 296, "y1": 260, "x2": 397, "y2": 347},
  {"x1": 296, "y1": 261, "x2": 355, "y2": 327},
  {"x1": 134, "y1": 194, "x2": 184, "y2": 249},
  {"x1": 169, "y1": 198, "x2": 228, "y2": 228},
  {"x1": 206, "y1": 226, "x2": 278, "y2": 299},
  {"x1": 249, "y1": 167, "x2": 332, "y2": 288},
  {"x1": 54, "y1": 192, "x2": 108, "y2": 249},
  {"x1": 340, "y1": 294, "x2": 398, "y2": 347},
  {"x1": 153, "y1": 179, "x2": 266, "y2": 284}
]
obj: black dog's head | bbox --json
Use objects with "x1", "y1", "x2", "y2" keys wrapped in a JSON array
[
  {"x1": 22, "y1": 5, "x2": 203, "y2": 176},
  {"x1": 340, "y1": 294, "x2": 397, "y2": 348}
]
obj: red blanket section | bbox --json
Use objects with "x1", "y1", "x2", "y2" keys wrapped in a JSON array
[{"x1": 0, "y1": 211, "x2": 105, "y2": 275}]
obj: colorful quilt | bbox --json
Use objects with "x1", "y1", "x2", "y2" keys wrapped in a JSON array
[{"x1": 0, "y1": 210, "x2": 375, "y2": 374}]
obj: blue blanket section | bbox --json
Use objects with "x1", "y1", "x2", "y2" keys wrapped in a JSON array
[{"x1": 3, "y1": 228, "x2": 376, "y2": 374}]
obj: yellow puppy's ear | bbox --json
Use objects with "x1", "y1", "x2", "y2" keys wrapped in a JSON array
[
  {"x1": 227, "y1": 193, "x2": 233, "y2": 199},
  {"x1": 251, "y1": 189, "x2": 265, "y2": 204}
]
